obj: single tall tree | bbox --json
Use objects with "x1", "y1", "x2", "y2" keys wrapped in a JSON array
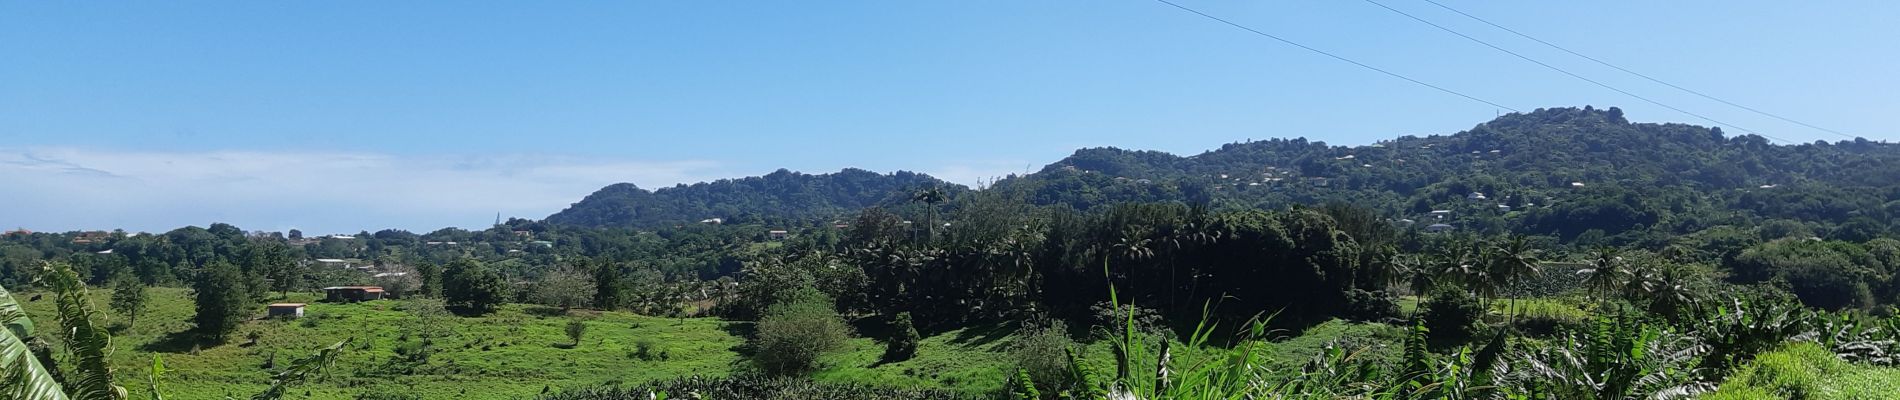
[
  {"x1": 193, "y1": 259, "x2": 252, "y2": 343},
  {"x1": 910, "y1": 187, "x2": 947, "y2": 243},
  {"x1": 1486, "y1": 236, "x2": 1541, "y2": 322},
  {"x1": 592, "y1": 260, "x2": 623, "y2": 310},
  {"x1": 109, "y1": 276, "x2": 147, "y2": 328}
]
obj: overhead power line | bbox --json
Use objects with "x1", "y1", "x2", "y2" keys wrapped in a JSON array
[
  {"x1": 1413, "y1": 0, "x2": 1854, "y2": 141},
  {"x1": 1150, "y1": 0, "x2": 1520, "y2": 113},
  {"x1": 1357, "y1": 0, "x2": 1791, "y2": 143}
]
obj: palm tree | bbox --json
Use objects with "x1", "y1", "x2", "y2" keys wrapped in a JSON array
[
  {"x1": 1643, "y1": 265, "x2": 1699, "y2": 321},
  {"x1": 1487, "y1": 236, "x2": 1542, "y2": 323},
  {"x1": 910, "y1": 187, "x2": 948, "y2": 243},
  {"x1": 1577, "y1": 247, "x2": 1626, "y2": 303}
]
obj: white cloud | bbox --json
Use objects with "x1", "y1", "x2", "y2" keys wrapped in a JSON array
[{"x1": 0, "y1": 147, "x2": 726, "y2": 234}]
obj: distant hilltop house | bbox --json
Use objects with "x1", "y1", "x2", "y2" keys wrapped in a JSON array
[
  {"x1": 1429, "y1": 210, "x2": 1452, "y2": 218},
  {"x1": 768, "y1": 230, "x2": 789, "y2": 240},
  {"x1": 267, "y1": 303, "x2": 306, "y2": 318},
  {"x1": 1467, "y1": 192, "x2": 1488, "y2": 201},
  {"x1": 699, "y1": 218, "x2": 723, "y2": 225},
  {"x1": 326, "y1": 235, "x2": 355, "y2": 240},
  {"x1": 1425, "y1": 223, "x2": 1455, "y2": 233},
  {"x1": 3, "y1": 228, "x2": 30, "y2": 237},
  {"x1": 72, "y1": 231, "x2": 110, "y2": 244},
  {"x1": 322, "y1": 286, "x2": 385, "y2": 302},
  {"x1": 314, "y1": 259, "x2": 354, "y2": 269}
]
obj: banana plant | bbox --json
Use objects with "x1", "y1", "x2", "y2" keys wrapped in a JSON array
[{"x1": 0, "y1": 281, "x2": 72, "y2": 400}]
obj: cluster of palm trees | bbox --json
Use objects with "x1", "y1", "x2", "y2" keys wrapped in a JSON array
[
  {"x1": 1576, "y1": 248, "x2": 1703, "y2": 319},
  {"x1": 1393, "y1": 236, "x2": 1543, "y2": 321},
  {"x1": 1391, "y1": 236, "x2": 1706, "y2": 323}
]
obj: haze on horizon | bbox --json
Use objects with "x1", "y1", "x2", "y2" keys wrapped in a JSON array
[{"x1": 3, "y1": 1, "x2": 1894, "y2": 234}]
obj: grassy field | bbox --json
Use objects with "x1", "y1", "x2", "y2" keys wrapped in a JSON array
[
  {"x1": 1702, "y1": 342, "x2": 1900, "y2": 400},
  {"x1": 21, "y1": 287, "x2": 1402, "y2": 399}
]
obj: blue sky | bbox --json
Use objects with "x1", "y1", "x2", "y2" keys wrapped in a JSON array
[{"x1": 2, "y1": 1, "x2": 1894, "y2": 234}]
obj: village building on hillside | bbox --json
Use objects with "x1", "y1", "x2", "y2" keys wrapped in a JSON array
[
  {"x1": 267, "y1": 303, "x2": 306, "y2": 318},
  {"x1": 314, "y1": 259, "x2": 354, "y2": 269},
  {"x1": 768, "y1": 230, "x2": 789, "y2": 240},
  {"x1": 1425, "y1": 223, "x2": 1455, "y2": 233},
  {"x1": 322, "y1": 286, "x2": 386, "y2": 302}
]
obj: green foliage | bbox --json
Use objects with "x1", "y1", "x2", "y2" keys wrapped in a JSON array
[
  {"x1": 442, "y1": 259, "x2": 510, "y2": 316},
  {"x1": 1728, "y1": 239, "x2": 1885, "y2": 310},
  {"x1": 564, "y1": 319, "x2": 586, "y2": 346},
  {"x1": 882, "y1": 312, "x2": 920, "y2": 362},
  {"x1": 590, "y1": 261, "x2": 622, "y2": 310},
  {"x1": 1421, "y1": 285, "x2": 1482, "y2": 349},
  {"x1": 192, "y1": 259, "x2": 251, "y2": 343},
  {"x1": 534, "y1": 376, "x2": 968, "y2": 400},
  {"x1": 531, "y1": 265, "x2": 595, "y2": 310},
  {"x1": 546, "y1": 168, "x2": 957, "y2": 229},
  {"x1": 0, "y1": 281, "x2": 73, "y2": 400},
  {"x1": 110, "y1": 277, "x2": 147, "y2": 328},
  {"x1": 1705, "y1": 342, "x2": 1900, "y2": 400},
  {"x1": 751, "y1": 287, "x2": 849, "y2": 376},
  {"x1": 1008, "y1": 320, "x2": 1077, "y2": 395}
]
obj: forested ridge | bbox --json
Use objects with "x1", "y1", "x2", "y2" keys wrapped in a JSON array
[
  {"x1": 550, "y1": 106, "x2": 1900, "y2": 246},
  {"x1": 545, "y1": 168, "x2": 957, "y2": 228}
]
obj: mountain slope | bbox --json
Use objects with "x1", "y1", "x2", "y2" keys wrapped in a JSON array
[
  {"x1": 545, "y1": 168, "x2": 961, "y2": 228},
  {"x1": 548, "y1": 106, "x2": 1900, "y2": 239}
]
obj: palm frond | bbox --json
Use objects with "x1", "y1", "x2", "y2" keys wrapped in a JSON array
[{"x1": 42, "y1": 262, "x2": 126, "y2": 400}]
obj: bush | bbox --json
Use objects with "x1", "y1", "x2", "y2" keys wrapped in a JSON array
[
  {"x1": 1420, "y1": 286, "x2": 1482, "y2": 350},
  {"x1": 1342, "y1": 289, "x2": 1401, "y2": 323},
  {"x1": 566, "y1": 319, "x2": 587, "y2": 346},
  {"x1": 1089, "y1": 301, "x2": 1171, "y2": 340},
  {"x1": 882, "y1": 312, "x2": 921, "y2": 362},
  {"x1": 1010, "y1": 320, "x2": 1078, "y2": 394},
  {"x1": 443, "y1": 259, "x2": 511, "y2": 316},
  {"x1": 632, "y1": 338, "x2": 668, "y2": 361},
  {"x1": 751, "y1": 287, "x2": 850, "y2": 376}
]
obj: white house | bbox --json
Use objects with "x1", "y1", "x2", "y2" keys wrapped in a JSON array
[{"x1": 1467, "y1": 192, "x2": 1488, "y2": 201}]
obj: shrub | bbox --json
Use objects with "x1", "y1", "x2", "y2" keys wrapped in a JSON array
[
  {"x1": 633, "y1": 338, "x2": 668, "y2": 361},
  {"x1": 1089, "y1": 301, "x2": 1170, "y2": 340},
  {"x1": 751, "y1": 287, "x2": 850, "y2": 376},
  {"x1": 565, "y1": 319, "x2": 587, "y2": 346},
  {"x1": 883, "y1": 312, "x2": 921, "y2": 362},
  {"x1": 1010, "y1": 320, "x2": 1078, "y2": 394},
  {"x1": 1420, "y1": 286, "x2": 1481, "y2": 349}
]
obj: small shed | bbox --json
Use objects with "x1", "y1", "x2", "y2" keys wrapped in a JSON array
[
  {"x1": 268, "y1": 303, "x2": 306, "y2": 318},
  {"x1": 322, "y1": 286, "x2": 386, "y2": 302}
]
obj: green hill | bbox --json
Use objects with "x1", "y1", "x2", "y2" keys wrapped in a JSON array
[{"x1": 545, "y1": 168, "x2": 960, "y2": 229}]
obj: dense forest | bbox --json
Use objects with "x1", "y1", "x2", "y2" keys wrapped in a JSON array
[
  {"x1": 546, "y1": 168, "x2": 958, "y2": 229},
  {"x1": 9, "y1": 106, "x2": 1900, "y2": 399}
]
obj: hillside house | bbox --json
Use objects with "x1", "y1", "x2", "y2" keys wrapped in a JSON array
[
  {"x1": 768, "y1": 230, "x2": 789, "y2": 240},
  {"x1": 322, "y1": 286, "x2": 386, "y2": 302},
  {"x1": 267, "y1": 303, "x2": 305, "y2": 318},
  {"x1": 1467, "y1": 192, "x2": 1488, "y2": 201},
  {"x1": 1425, "y1": 223, "x2": 1454, "y2": 233}
]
